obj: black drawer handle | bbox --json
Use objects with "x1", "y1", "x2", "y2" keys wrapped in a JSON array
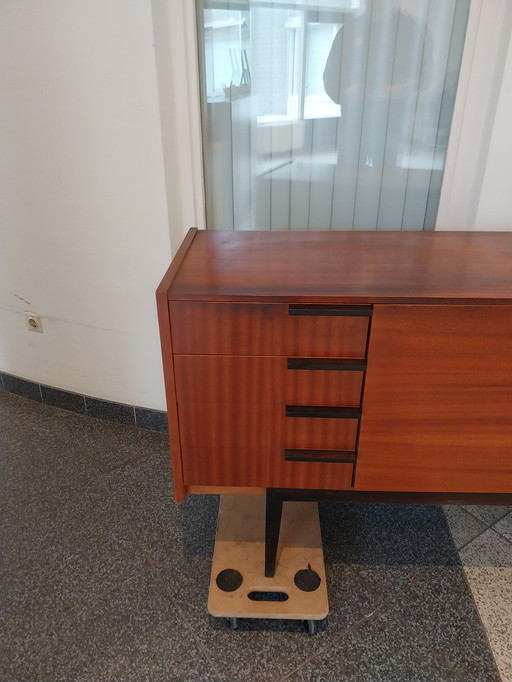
[
  {"x1": 286, "y1": 405, "x2": 361, "y2": 419},
  {"x1": 284, "y1": 449, "x2": 357, "y2": 463},
  {"x1": 287, "y1": 358, "x2": 366, "y2": 371},
  {"x1": 288, "y1": 304, "x2": 372, "y2": 317}
]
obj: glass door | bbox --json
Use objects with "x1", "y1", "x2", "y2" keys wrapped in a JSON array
[{"x1": 197, "y1": 0, "x2": 471, "y2": 231}]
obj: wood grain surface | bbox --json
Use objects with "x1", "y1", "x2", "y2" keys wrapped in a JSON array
[
  {"x1": 168, "y1": 230, "x2": 512, "y2": 303},
  {"x1": 174, "y1": 355, "x2": 363, "y2": 407},
  {"x1": 356, "y1": 305, "x2": 512, "y2": 493},
  {"x1": 282, "y1": 414, "x2": 359, "y2": 451},
  {"x1": 266, "y1": 456, "x2": 354, "y2": 490},
  {"x1": 181, "y1": 446, "x2": 267, "y2": 487},
  {"x1": 178, "y1": 400, "x2": 358, "y2": 488},
  {"x1": 170, "y1": 301, "x2": 369, "y2": 357},
  {"x1": 155, "y1": 228, "x2": 198, "y2": 502}
]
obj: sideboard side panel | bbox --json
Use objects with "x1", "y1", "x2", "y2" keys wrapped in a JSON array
[
  {"x1": 355, "y1": 305, "x2": 512, "y2": 493},
  {"x1": 156, "y1": 228, "x2": 198, "y2": 502}
]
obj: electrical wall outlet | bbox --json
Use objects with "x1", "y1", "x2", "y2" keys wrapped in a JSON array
[{"x1": 25, "y1": 312, "x2": 43, "y2": 333}]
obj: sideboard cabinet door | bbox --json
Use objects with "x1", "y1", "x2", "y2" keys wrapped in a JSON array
[{"x1": 356, "y1": 305, "x2": 512, "y2": 493}]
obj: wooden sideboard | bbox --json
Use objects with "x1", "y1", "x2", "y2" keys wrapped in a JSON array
[{"x1": 157, "y1": 229, "x2": 512, "y2": 570}]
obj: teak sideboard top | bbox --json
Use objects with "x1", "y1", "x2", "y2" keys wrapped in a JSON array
[
  {"x1": 157, "y1": 229, "x2": 512, "y2": 503},
  {"x1": 161, "y1": 229, "x2": 512, "y2": 304}
]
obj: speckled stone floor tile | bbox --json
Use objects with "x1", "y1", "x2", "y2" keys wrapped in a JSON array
[
  {"x1": 2, "y1": 483, "x2": 149, "y2": 681},
  {"x1": 0, "y1": 391, "x2": 76, "y2": 444},
  {"x1": 443, "y1": 505, "x2": 488, "y2": 549},
  {"x1": 281, "y1": 606, "x2": 458, "y2": 682},
  {"x1": 355, "y1": 564, "x2": 502, "y2": 681},
  {"x1": 102, "y1": 451, "x2": 219, "y2": 563},
  {"x1": 318, "y1": 502, "x2": 459, "y2": 566},
  {"x1": 68, "y1": 571, "x2": 220, "y2": 682},
  {"x1": 458, "y1": 527, "x2": 512, "y2": 567},
  {"x1": 4, "y1": 570, "x2": 219, "y2": 682},
  {"x1": 462, "y1": 505, "x2": 512, "y2": 527},
  {"x1": 0, "y1": 393, "x2": 87, "y2": 508},
  {"x1": 0, "y1": 390, "x2": 76, "y2": 441},
  {"x1": 0, "y1": 609, "x2": 62, "y2": 682},
  {"x1": 64, "y1": 411, "x2": 170, "y2": 474},
  {"x1": 2, "y1": 477, "x2": 147, "y2": 628},
  {"x1": 0, "y1": 430, "x2": 92, "y2": 508},
  {"x1": 463, "y1": 567, "x2": 512, "y2": 682},
  {"x1": 493, "y1": 512, "x2": 512, "y2": 543},
  {"x1": 457, "y1": 527, "x2": 512, "y2": 681}
]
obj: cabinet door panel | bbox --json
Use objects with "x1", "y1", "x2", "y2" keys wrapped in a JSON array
[{"x1": 356, "y1": 305, "x2": 512, "y2": 493}]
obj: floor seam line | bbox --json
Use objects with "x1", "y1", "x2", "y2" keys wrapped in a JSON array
[{"x1": 277, "y1": 604, "x2": 388, "y2": 682}]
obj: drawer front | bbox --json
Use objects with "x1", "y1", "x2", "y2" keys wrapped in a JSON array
[
  {"x1": 174, "y1": 356, "x2": 280, "y2": 404},
  {"x1": 179, "y1": 402, "x2": 358, "y2": 451},
  {"x1": 181, "y1": 446, "x2": 266, "y2": 487},
  {"x1": 266, "y1": 458, "x2": 354, "y2": 490},
  {"x1": 270, "y1": 403, "x2": 359, "y2": 489},
  {"x1": 178, "y1": 402, "x2": 271, "y2": 449},
  {"x1": 170, "y1": 301, "x2": 370, "y2": 357},
  {"x1": 174, "y1": 355, "x2": 364, "y2": 407},
  {"x1": 286, "y1": 361, "x2": 364, "y2": 407},
  {"x1": 282, "y1": 413, "x2": 359, "y2": 451}
]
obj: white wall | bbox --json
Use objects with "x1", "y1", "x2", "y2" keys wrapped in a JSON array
[
  {"x1": 434, "y1": 0, "x2": 512, "y2": 231},
  {"x1": 474, "y1": 32, "x2": 512, "y2": 230},
  {"x1": 0, "y1": 0, "x2": 172, "y2": 410}
]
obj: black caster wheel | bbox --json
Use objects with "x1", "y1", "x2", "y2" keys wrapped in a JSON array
[
  {"x1": 306, "y1": 619, "x2": 317, "y2": 636},
  {"x1": 228, "y1": 617, "x2": 238, "y2": 631}
]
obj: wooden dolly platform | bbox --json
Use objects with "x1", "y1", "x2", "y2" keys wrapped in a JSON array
[{"x1": 208, "y1": 495, "x2": 328, "y2": 634}]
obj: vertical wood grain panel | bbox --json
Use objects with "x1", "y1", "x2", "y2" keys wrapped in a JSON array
[{"x1": 155, "y1": 228, "x2": 198, "y2": 502}]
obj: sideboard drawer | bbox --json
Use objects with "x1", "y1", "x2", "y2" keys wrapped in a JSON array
[
  {"x1": 174, "y1": 355, "x2": 280, "y2": 404},
  {"x1": 178, "y1": 402, "x2": 272, "y2": 448},
  {"x1": 181, "y1": 446, "x2": 266, "y2": 487},
  {"x1": 266, "y1": 458, "x2": 354, "y2": 490},
  {"x1": 170, "y1": 301, "x2": 370, "y2": 357},
  {"x1": 281, "y1": 412, "x2": 359, "y2": 452},
  {"x1": 174, "y1": 355, "x2": 364, "y2": 407},
  {"x1": 285, "y1": 360, "x2": 364, "y2": 407}
]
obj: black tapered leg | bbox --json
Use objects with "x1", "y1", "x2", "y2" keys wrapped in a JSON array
[{"x1": 265, "y1": 489, "x2": 284, "y2": 577}]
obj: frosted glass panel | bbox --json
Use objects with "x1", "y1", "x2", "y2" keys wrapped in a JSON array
[{"x1": 197, "y1": 0, "x2": 470, "y2": 231}]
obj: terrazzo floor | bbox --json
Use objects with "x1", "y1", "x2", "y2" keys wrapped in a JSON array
[{"x1": 1, "y1": 390, "x2": 511, "y2": 682}]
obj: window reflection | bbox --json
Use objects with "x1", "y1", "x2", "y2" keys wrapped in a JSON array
[{"x1": 198, "y1": 1, "x2": 470, "y2": 231}]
